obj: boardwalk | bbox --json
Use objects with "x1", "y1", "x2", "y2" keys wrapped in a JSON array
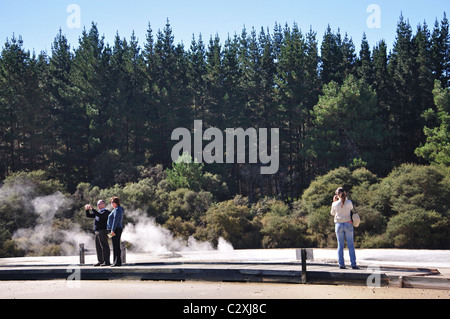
[{"x1": 1, "y1": 249, "x2": 449, "y2": 290}]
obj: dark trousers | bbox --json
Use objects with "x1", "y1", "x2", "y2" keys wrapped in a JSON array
[
  {"x1": 95, "y1": 229, "x2": 110, "y2": 264},
  {"x1": 111, "y1": 227, "x2": 123, "y2": 266}
]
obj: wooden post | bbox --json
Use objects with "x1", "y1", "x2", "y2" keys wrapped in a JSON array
[
  {"x1": 79, "y1": 243, "x2": 85, "y2": 265},
  {"x1": 301, "y1": 248, "x2": 307, "y2": 284}
]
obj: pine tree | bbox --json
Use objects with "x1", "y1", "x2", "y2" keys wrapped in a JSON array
[
  {"x1": 72, "y1": 23, "x2": 113, "y2": 175},
  {"x1": 320, "y1": 25, "x2": 344, "y2": 84},
  {"x1": 150, "y1": 20, "x2": 192, "y2": 166},
  {"x1": 110, "y1": 31, "x2": 147, "y2": 166},
  {"x1": 0, "y1": 36, "x2": 50, "y2": 176},
  {"x1": 441, "y1": 13, "x2": 450, "y2": 87},
  {"x1": 300, "y1": 27, "x2": 321, "y2": 185},
  {"x1": 258, "y1": 27, "x2": 277, "y2": 129},
  {"x1": 372, "y1": 39, "x2": 395, "y2": 174},
  {"x1": 415, "y1": 80, "x2": 450, "y2": 165},
  {"x1": 237, "y1": 26, "x2": 257, "y2": 129},
  {"x1": 308, "y1": 75, "x2": 385, "y2": 174},
  {"x1": 413, "y1": 22, "x2": 434, "y2": 125},
  {"x1": 388, "y1": 14, "x2": 427, "y2": 164},
  {"x1": 431, "y1": 13, "x2": 450, "y2": 87},
  {"x1": 23, "y1": 52, "x2": 51, "y2": 172},
  {"x1": 275, "y1": 23, "x2": 308, "y2": 200},
  {"x1": 205, "y1": 34, "x2": 224, "y2": 128},
  {"x1": 357, "y1": 33, "x2": 374, "y2": 84},
  {"x1": 142, "y1": 23, "x2": 159, "y2": 165},
  {"x1": 222, "y1": 34, "x2": 244, "y2": 127},
  {"x1": 46, "y1": 29, "x2": 89, "y2": 189},
  {"x1": 272, "y1": 22, "x2": 283, "y2": 62},
  {"x1": 341, "y1": 32, "x2": 357, "y2": 78},
  {"x1": 188, "y1": 34, "x2": 208, "y2": 121}
]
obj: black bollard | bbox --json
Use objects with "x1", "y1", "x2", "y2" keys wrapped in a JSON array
[
  {"x1": 121, "y1": 242, "x2": 126, "y2": 265},
  {"x1": 79, "y1": 243, "x2": 85, "y2": 265},
  {"x1": 301, "y1": 248, "x2": 307, "y2": 284}
]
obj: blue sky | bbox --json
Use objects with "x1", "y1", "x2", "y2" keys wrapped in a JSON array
[{"x1": 1, "y1": 0, "x2": 449, "y2": 55}]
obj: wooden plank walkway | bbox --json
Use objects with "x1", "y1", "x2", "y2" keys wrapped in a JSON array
[
  {"x1": 1, "y1": 248, "x2": 449, "y2": 289},
  {"x1": 0, "y1": 261, "x2": 447, "y2": 289}
]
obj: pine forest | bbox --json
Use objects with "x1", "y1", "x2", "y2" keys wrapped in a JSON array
[{"x1": 0, "y1": 14, "x2": 449, "y2": 256}]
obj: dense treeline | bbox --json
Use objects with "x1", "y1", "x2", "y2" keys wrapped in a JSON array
[
  {"x1": 1, "y1": 14, "x2": 450, "y2": 256},
  {"x1": 1, "y1": 14, "x2": 449, "y2": 201}
]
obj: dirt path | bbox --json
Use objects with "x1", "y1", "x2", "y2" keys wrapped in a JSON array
[{"x1": 1, "y1": 280, "x2": 449, "y2": 299}]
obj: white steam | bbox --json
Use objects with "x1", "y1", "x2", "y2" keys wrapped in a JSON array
[
  {"x1": 122, "y1": 210, "x2": 233, "y2": 254},
  {"x1": 12, "y1": 191, "x2": 93, "y2": 256},
  {"x1": 31, "y1": 192, "x2": 71, "y2": 222}
]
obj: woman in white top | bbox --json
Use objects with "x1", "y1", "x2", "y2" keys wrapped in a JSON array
[{"x1": 330, "y1": 188, "x2": 358, "y2": 269}]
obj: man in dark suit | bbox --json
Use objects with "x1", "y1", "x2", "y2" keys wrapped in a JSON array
[{"x1": 85, "y1": 200, "x2": 111, "y2": 266}]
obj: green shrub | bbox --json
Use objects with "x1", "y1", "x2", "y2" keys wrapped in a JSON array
[
  {"x1": 165, "y1": 153, "x2": 204, "y2": 191},
  {"x1": 202, "y1": 197, "x2": 260, "y2": 249},
  {"x1": 0, "y1": 239, "x2": 25, "y2": 257},
  {"x1": 385, "y1": 209, "x2": 450, "y2": 249},
  {"x1": 164, "y1": 216, "x2": 197, "y2": 240},
  {"x1": 259, "y1": 213, "x2": 308, "y2": 248},
  {"x1": 371, "y1": 164, "x2": 450, "y2": 217},
  {"x1": 164, "y1": 188, "x2": 213, "y2": 223},
  {"x1": 2, "y1": 170, "x2": 66, "y2": 196}
]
